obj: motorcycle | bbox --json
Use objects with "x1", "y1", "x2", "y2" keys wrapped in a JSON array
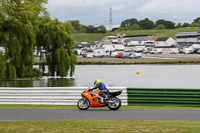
[{"x1": 77, "y1": 88, "x2": 122, "y2": 110}]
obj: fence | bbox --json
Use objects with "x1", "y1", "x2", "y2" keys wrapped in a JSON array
[
  {"x1": 1, "y1": 87, "x2": 200, "y2": 106},
  {"x1": 0, "y1": 87, "x2": 127, "y2": 105},
  {"x1": 127, "y1": 88, "x2": 200, "y2": 106}
]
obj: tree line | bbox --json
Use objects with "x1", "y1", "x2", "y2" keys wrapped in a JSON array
[
  {"x1": 70, "y1": 20, "x2": 107, "y2": 33},
  {"x1": 70, "y1": 17, "x2": 200, "y2": 33},
  {"x1": 0, "y1": 0, "x2": 76, "y2": 80},
  {"x1": 118, "y1": 18, "x2": 199, "y2": 31}
]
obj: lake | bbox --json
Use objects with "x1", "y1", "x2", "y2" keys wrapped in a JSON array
[{"x1": 0, "y1": 65, "x2": 200, "y2": 88}]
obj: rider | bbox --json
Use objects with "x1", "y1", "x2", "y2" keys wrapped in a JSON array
[{"x1": 88, "y1": 79, "x2": 109, "y2": 100}]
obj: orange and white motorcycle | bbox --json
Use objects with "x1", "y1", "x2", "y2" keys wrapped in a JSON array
[{"x1": 77, "y1": 88, "x2": 122, "y2": 110}]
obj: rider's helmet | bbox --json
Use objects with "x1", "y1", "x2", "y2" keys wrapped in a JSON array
[{"x1": 94, "y1": 79, "x2": 101, "y2": 87}]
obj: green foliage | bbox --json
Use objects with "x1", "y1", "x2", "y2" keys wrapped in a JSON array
[
  {"x1": 33, "y1": 68, "x2": 43, "y2": 78},
  {"x1": 192, "y1": 17, "x2": 200, "y2": 24},
  {"x1": 86, "y1": 25, "x2": 96, "y2": 33},
  {"x1": 120, "y1": 18, "x2": 138, "y2": 28},
  {"x1": 0, "y1": 52, "x2": 6, "y2": 79},
  {"x1": 155, "y1": 19, "x2": 175, "y2": 29},
  {"x1": 139, "y1": 18, "x2": 155, "y2": 29},
  {"x1": 0, "y1": 0, "x2": 76, "y2": 79},
  {"x1": 69, "y1": 20, "x2": 81, "y2": 31},
  {"x1": 7, "y1": 63, "x2": 16, "y2": 79},
  {"x1": 176, "y1": 23, "x2": 182, "y2": 29},
  {"x1": 36, "y1": 18, "x2": 76, "y2": 77},
  {"x1": 96, "y1": 25, "x2": 107, "y2": 33},
  {"x1": 0, "y1": 0, "x2": 47, "y2": 79},
  {"x1": 155, "y1": 24, "x2": 166, "y2": 30},
  {"x1": 182, "y1": 23, "x2": 190, "y2": 27},
  {"x1": 131, "y1": 24, "x2": 140, "y2": 30}
]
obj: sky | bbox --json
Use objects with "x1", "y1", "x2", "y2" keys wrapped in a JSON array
[{"x1": 46, "y1": 0, "x2": 200, "y2": 28}]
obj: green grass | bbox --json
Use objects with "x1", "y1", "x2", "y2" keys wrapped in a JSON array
[
  {"x1": 0, "y1": 120, "x2": 200, "y2": 133},
  {"x1": 0, "y1": 105, "x2": 200, "y2": 110},
  {"x1": 77, "y1": 58, "x2": 200, "y2": 65},
  {"x1": 73, "y1": 27, "x2": 198, "y2": 42}
]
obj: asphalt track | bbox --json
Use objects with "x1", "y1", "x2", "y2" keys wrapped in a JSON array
[{"x1": 0, "y1": 109, "x2": 200, "y2": 121}]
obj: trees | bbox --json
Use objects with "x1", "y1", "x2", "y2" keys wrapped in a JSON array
[
  {"x1": 182, "y1": 23, "x2": 190, "y2": 27},
  {"x1": 0, "y1": 0, "x2": 47, "y2": 79},
  {"x1": 96, "y1": 25, "x2": 107, "y2": 33},
  {"x1": 69, "y1": 20, "x2": 81, "y2": 31},
  {"x1": 175, "y1": 23, "x2": 182, "y2": 29},
  {"x1": 120, "y1": 18, "x2": 138, "y2": 28},
  {"x1": 155, "y1": 24, "x2": 166, "y2": 30},
  {"x1": 0, "y1": 0, "x2": 76, "y2": 79},
  {"x1": 131, "y1": 23, "x2": 140, "y2": 30},
  {"x1": 155, "y1": 19, "x2": 175, "y2": 29},
  {"x1": 86, "y1": 25, "x2": 96, "y2": 33},
  {"x1": 191, "y1": 17, "x2": 200, "y2": 27},
  {"x1": 139, "y1": 18, "x2": 154, "y2": 29},
  {"x1": 36, "y1": 17, "x2": 76, "y2": 77}
]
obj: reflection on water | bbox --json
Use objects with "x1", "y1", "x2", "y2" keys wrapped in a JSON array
[
  {"x1": 0, "y1": 78, "x2": 75, "y2": 87},
  {"x1": 0, "y1": 80, "x2": 34, "y2": 87},
  {"x1": 45, "y1": 78, "x2": 75, "y2": 87}
]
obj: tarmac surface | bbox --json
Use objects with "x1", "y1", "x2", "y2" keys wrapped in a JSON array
[{"x1": 0, "y1": 109, "x2": 200, "y2": 121}]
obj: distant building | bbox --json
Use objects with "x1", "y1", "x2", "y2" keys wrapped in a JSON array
[
  {"x1": 176, "y1": 31, "x2": 200, "y2": 48},
  {"x1": 155, "y1": 37, "x2": 176, "y2": 48},
  {"x1": 121, "y1": 35, "x2": 154, "y2": 46},
  {"x1": 100, "y1": 36, "x2": 118, "y2": 45}
]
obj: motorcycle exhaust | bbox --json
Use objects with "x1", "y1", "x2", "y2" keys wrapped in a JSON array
[{"x1": 106, "y1": 100, "x2": 114, "y2": 103}]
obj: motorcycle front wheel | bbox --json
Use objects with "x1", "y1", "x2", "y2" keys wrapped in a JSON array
[
  {"x1": 77, "y1": 98, "x2": 90, "y2": 110},
  {"x1": 107, "y1": 97, "x2": 121, "y2": 110}
]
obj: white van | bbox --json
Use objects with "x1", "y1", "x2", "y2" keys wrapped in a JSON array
[
  {"x1": 170, "y1": 48, "x2": 179, "y2": 54},
  {"x1": 134, "y1": 46, "x2": 145, "y2": 52},
  {"x1": 150, "y1": 48, "x2": 163, "y2": 54},
  {"x1": 113, "y1": 44, "x2": 125, "y2": 51},
  {"x1": 183, "y1": 47, "x2": 193, "y2": 54}
]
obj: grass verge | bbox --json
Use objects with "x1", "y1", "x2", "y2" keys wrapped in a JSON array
[
  {"x1": 0, "y1": 105, "x2": 200, "y2": 110},
  {"x1": 73, "y1": 27, "x2": 197, "y2": 42},
  {"x1": 0, "y1": 120, "x2": 200, "y2": 133},
  {"x1": 77, "y1": 58, "x2": 200, "y2": 65}
]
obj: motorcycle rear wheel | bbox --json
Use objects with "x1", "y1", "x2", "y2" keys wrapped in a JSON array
[
  {"x1": 107, "y1": 97, "x2": 121, "y2": 110},
  {"x1": 77, "y1": 98, "x2": 90, "y2": 110}
]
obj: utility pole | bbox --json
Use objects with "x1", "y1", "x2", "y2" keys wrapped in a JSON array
[{"x1": 109, "y1": 7, "x2": 113, "y2": 31}]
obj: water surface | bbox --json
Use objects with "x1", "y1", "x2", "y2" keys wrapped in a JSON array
[{"x1": 0, "y1": 65, "x2": 199, "y2": 88}]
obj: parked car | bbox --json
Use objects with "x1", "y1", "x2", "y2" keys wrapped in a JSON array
[
  {"x1": 183, "y1": 47, "x2": 194, "y2": 54},
  {"x1": 193, "y1": 49, "x2": 200, "y2": 54},
  {"x1": 170, "y1": 48, "x2": 179, "y2": 54},
  {"x1": 197, "y1": 49, "x2": 200, "y2": 54},
  {"x1": 150, "y1": 48, "x2": 163, "y2": 54},
  {"x1": 143, "y1": 47, "x2": 153, "y2": 54}
]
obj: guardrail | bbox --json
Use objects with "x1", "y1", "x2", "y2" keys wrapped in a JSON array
[
  {"x1": 127, "y1": 88, "x2": 200, "y2": 106},
  {"x1": 0, "y1": 87, "x2": 127, "y2": 105},
  {"x1": 2, "y1": 87, "x2": 199, "y2": 106}
]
